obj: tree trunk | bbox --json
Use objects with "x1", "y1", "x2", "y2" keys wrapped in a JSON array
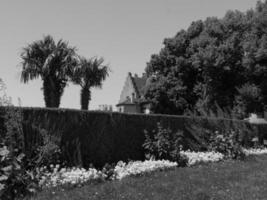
[
  {"x1": 50, "y1": 88, "x2": 61, "y2": 108},
  {"x1": 43, "y1": 77, "x2": 65, "y2": 108},
  {"x1": 80, "y1": 87, "x2": 91, "y2": 110},
  {"x1": 43, "y1": 78, "x2": 51, "y2": 107}
]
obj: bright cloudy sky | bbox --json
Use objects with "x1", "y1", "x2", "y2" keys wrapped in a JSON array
[{"x1": 0, "y1": 0, "x2": 260, "y2": 110}]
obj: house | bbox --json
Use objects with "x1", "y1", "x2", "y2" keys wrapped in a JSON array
[{"x1": 116, "y1": 72, "x2": 151, "y2": 114}]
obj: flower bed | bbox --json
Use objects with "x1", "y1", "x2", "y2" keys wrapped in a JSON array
[
  {"x1": 36, "y1": 151, "x2": 225, "y2": 188},
  {"x1": 113, "y1": 160, "x2": 178, "y2": 180},
  {"x1": 20, "y1": 148, "x2": 267, "y2": 190},
  {"x1": 38, "y1": 165, "x2": 105, "y2": 189},
  {"x1": 243, "y1": 148, "x2": 267, "y2": 156},
  {"x1": 37, "y1": 160, "x2": 178, "y2": 188},
  {"x1": 181, "y1": 151, "x2": 224, "y2": 166}
]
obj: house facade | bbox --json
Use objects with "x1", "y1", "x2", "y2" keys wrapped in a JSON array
[{"x1": 116, "y1": 72, "x2": 150, "y2": 114}]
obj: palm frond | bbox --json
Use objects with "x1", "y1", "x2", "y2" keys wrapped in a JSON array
[
  {"x1": 20, "y1": 35, "x2": 78, "y2": 83},
  {"x1": 70, "y1": 56, "x2": 110, "y2": 89}
]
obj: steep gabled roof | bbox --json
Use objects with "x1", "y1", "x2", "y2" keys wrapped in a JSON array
[
  {"x1": 117, "y1": 72, "x2": 148, "y2": 107},
  {"x1": 130, "y1": 73, "x2": 147, "y2": 97}
]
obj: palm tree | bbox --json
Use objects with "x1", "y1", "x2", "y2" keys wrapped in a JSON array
[
  {"x1": 71, "y1": 57, "x2": 110, "y2": 110},
  {"x1": 20, "y1": 35, "x2": 77, "y2": 107}
]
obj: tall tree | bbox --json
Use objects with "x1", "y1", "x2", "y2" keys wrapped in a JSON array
[
  {"x1": 20, "y1": 35, "x2": 77, "y2": 107},
  {"x1": 144, "y1": 0, "x2": 267, "y2": 116},
  {"x1": 71, "y1": 57, "x2": 109, "y2": 110}
]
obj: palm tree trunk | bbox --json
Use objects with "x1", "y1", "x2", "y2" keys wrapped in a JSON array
[
  {"x1": 43, "y1": 77, "x2": 64, "y2": 108},
  {"x1": 50, "y1": 89, "x2": 61, "y2": 108},
  {"x1": 80, "y1": 87, "x2": 91, "y2": 110},
  {"x1": 43, "y1": 78, "x2": 51, "y2": 107}
]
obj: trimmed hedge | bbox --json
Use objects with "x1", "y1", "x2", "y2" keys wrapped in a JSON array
[{"x1": 0, "y1": 107, "x2": 264, "y2": 167}]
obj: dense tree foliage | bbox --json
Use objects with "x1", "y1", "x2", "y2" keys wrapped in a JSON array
[
  {"x1": 21, "y1": 35, "x2": 77, "y2": 108},
  {"x1": 71, "y1": 57, "x2": 109, "y2": 110},
  {"x1": 144, "y1": 1, "x2": 267, "y2": 117}
]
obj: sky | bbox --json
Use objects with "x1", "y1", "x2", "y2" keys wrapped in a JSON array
[{"x1": 0, "y1": 0, "x2": 260, "y2": 110}]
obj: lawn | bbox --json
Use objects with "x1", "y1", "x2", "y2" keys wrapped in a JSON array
[{"x1": 28, "y1": 155, "x2": 267, "y2": 200}]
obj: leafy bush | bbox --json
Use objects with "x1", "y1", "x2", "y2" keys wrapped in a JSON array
[
  {"x1": 208, "y1": 131, "x2": 245, "y2": 160},
  {"x1": 143, "y1": 122, "x2": 188, "y2": 166},
  {"x1": 32, "y1": 129, "x2": 64, "y2": 168},
  {"x1": 0, "y1": 106, "x2": 64, "y2": 199},
  {"x1": 0, "y1": 80, "x2": 36, "y2": 199},
  {"x1": 0, "y1": 107, "x2": 37, "y2": 199}
]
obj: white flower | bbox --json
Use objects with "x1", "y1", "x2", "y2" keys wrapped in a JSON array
[
  {"x1": 181, "y1": 151, "x2": 224, "y2": 166},
  {"x1": 0, "y1": 183, "x2": 5, "y2": 191},
  {"x1": 243, "y1": 148, "x2": 267, "y2": 155},
  {"x1": 0, "y1": 146, "x2": 9, "y2": 160},
  {"x1": 38, "y1": 166, "x2": 105, "y2": 189},
  {"x1": 113, "y1": 160, "x2": 177, "y2": 180},
  {"x1": 0, "y1": 175, "x2": 8, "y2": 181}
]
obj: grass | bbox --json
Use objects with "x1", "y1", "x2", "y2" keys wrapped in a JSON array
[{"x1": 28, "y1": 155, "x2": 267, "y2": 200}]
